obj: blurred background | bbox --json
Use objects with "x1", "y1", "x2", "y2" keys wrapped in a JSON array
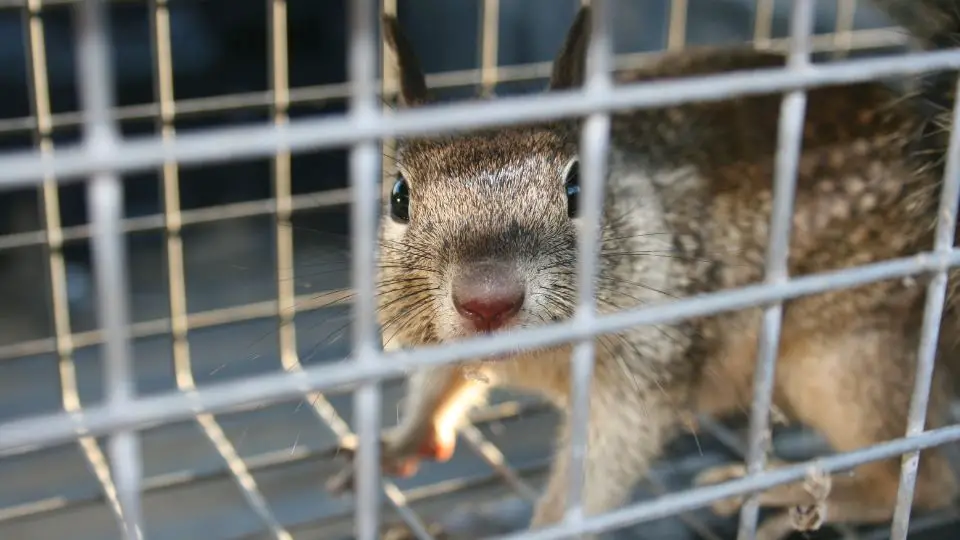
[{"x1": 0, "y1": 1, "x2": 955, "y2": 539}]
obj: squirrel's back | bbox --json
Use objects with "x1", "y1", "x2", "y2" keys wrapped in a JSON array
[{"x1": 593, "y1": 0, "x2": 960, "y2": 407}]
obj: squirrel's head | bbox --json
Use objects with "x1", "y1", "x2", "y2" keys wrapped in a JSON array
[{"x1": 377, "y1": 8, "x2": 595, "y2": 348}]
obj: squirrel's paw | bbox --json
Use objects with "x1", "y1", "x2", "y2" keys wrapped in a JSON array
[
  {"x1": 693, "y1": 463, "x2": 748, "y2": 516},
  {"x1": 325, "y1": 436, "x2": 419, "y2": 495},
  {"x1": 325, "y1": 426, "x2": 455, "y2": 495}
]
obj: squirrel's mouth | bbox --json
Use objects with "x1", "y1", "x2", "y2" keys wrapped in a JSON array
[{"x1": 447, "y1": 319, "x2": 523, "y2": 340}]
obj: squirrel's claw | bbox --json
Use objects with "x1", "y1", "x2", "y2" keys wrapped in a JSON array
[
  {"x1": 325, "y1": 424, "x2": 457, "y2": 495},
  {"x1": 415, "y1": 427, "x2": 456, "y2": 463},
  {"x1": 325, "y1": 438, "x2": 423, "y2": 496}
]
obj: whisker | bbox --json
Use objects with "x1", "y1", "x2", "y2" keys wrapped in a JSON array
[
  {"x1": 381, "y1": 300, "x2": 439, "y2": 349},
  {"x1": 542, "y1": 268, "x2": 679, "y2": 301},
  {"x1": 600, "y1": 251, "x2": 719, "y2": 264}
]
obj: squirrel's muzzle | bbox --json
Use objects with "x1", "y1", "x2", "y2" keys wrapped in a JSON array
[{"x1": 451, "y1": 262, "x2": 525, "y2": 333}]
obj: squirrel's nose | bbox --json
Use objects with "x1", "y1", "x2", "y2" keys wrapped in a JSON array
[
  {"x1": 452, "y1": 263, "x2": 525, "y2": 332},
  {"x1": 454, "y1": 294, "x2": 524, "y2": 331}
]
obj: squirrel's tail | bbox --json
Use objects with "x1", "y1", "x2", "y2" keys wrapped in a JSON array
[{"x1": 870, "y1": 1, "x2": 960, "y2": 398}]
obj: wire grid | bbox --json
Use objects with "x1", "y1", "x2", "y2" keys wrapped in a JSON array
[{"x1": 0, "y1": 0, "x2": 959, "y2": 539}]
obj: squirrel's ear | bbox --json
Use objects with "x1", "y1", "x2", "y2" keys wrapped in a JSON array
[
  {"x1": 382, "y1": 14, "x2": 430, "y2": 107},
  {"x1": 549, "y1": 6, "x2": 591, "y2": 91}
]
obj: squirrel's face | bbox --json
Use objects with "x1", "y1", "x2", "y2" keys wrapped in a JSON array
[
  {"x1": 378, "y1": 127, "x2": 584, "y2": 346},
  {"x1": 375, "y1": 8, "x2": 595, "y2": 349}
]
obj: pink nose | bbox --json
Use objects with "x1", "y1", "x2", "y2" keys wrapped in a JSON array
[
  {"x1": 452, "y1": 264, "x2": 524, "y2": 332},
  {"x1": 454, "y1": 295, "x2": 524, "y2": 330}
]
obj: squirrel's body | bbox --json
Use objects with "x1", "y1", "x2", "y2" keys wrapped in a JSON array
[{"x1": 333, "y1": 2, "x2": 960, "y2": 538}]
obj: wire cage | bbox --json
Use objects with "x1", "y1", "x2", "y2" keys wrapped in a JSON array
[{"x1": 0, "y1": 0, "x2": 960, "y2": 539}]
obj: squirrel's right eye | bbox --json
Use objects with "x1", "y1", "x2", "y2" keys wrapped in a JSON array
[
  {"x1": 564, "y1": 161, "x2": 580, "y2": 219},
  {"x1": 390, "y1": 175, "x2": 411, "y2": 223}
]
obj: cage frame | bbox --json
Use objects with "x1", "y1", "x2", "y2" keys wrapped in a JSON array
[{"x1": 0, "y1": 0, "x2": 959, "y2": 539}]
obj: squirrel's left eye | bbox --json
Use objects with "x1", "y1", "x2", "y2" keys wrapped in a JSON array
[
  {"x1": 564, "y1": 161, "x2": 580, "y2": 219},
  {"x1": 390, "y1": 174, "x2": 411, "y2": 223}
]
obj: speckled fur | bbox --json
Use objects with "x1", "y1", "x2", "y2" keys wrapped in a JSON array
[{"x1": 362, "y1": 3, "x2": 960, "y2": 539}]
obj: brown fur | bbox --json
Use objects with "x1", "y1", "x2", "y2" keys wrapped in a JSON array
[{"x1": 335, "y1": 3, "x2": 960, "y2": 538}]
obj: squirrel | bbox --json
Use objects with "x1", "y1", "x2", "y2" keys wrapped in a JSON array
[{"x1": 328, "y1": 1, "x2": 960, "y2": 539}]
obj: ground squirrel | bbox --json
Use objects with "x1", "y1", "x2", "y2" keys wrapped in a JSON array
[{"x1": 331, "y1": 2, "x2": 960, "y2": 538}]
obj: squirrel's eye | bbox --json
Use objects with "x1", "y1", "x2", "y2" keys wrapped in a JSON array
[
  {"x1": 390, "y1": 175, "x2": 411, "y2": 223},
  {"x1": 564, "y1": 161, "x2": 580, "y2": 219}
]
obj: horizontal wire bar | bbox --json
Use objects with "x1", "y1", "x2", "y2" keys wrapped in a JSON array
[
  {"x1": 7, "y1": 3, "x2": 958, "y2": 539},
  {"x1": 642, "y1": 471, "x2": 723, "y2": 540},
  {"x1": 1, "y1": 248, "x2": 957, "y2": 454},
  {"x1": 0, "y1": 399, "x2": 547, "y2": 524},
  {"x1": 0, "y1": 0, "x2": 141, "y2": 6},
  {"x1": 0, "y1": 287, "x2": 352, "y2": 362},
  {"x1": 278, "y1": 457, "x2": 557, "y2": 540},
  {"x1": 1, "y1": 45, "x2": 959, "y2": 188},
  {"x1": 0, "y1": 188, "x2": 352, "y2": 252},
  {"x1": 866, "y1": 508, "x2": 960, "y2": 540},
  {"x1": 0, "y1": 27, "x2": 907, "y2": 137},
  {"x1": 490, "y1": 423, "x2": 960, "y2": 540}
]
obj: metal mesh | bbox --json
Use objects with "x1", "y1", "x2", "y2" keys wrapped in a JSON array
[{"x1": 0, "y1": 1, "x2": 959, "y2": 539}]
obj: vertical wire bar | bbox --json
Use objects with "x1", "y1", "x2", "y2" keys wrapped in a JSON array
[
  {"x1": 148, "y1": 2, "x2": 292, "y2": 538},
  {"x1": 479, "y1": 0, "x2": 499, "y2": 96},
  {"x1": 342, "y1": 1, "x2": 437, "y2": 536},
  {"x1": 472, "y1": 0, "x2": 545, "y2": 509},
  {"x1": 889, "y1": 75, "x2": 960, "y2": 540},
  {"x1": 326, "y1": 417, "x2": 436, "y2": 540},
  {"x1": 269, "y1": 0, "x2": 298, "y2": 373},
  {"x1": 21, "y1": 0, "x2": 129, "y2": 532},
  {"x1": 264, "y1": 1, "x2": 430, "y2": 537},
  {"x1": 565, "y1": 0, "x2": 612, "y2": 523},
  {"x1": 74, "y1": 0, "x2": 143, "y2": 537},
  {"x1": 349, "y1": 0, "x2": 383, "y2": 538},
  {"x1": 832, "y1": 0, "x2": 858, "y2": 60},
  {"x1": 380, "y1": 0, "x2": 397, "y2": 201},
  {"x1": 736, "y1": 2, "x2": 814, "y2": 540},
  {"x1": 666, "y1": 0, "x2": 688, "y2": 51},
  {"x1": 375, "y1": 2, "x2": 528, "y2": 528},
  {"x1": 753, "y1": 0, "x2": 775, "y2": 46}
]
